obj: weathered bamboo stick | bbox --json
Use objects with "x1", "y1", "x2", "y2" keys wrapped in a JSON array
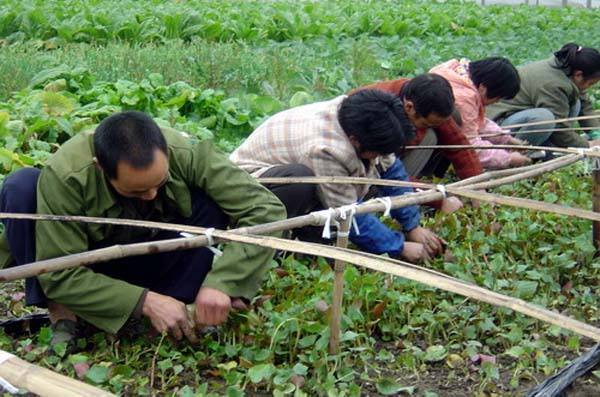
[
  {"x1": 0, "y1": 350, "x2": 114, "y2": 396},
  {"x1": 329, "y1": 217, "x2": 351, "y2": 354},
  {"x1": 405, "y1": 144, "x2": 600, "y2": 157},
  {"x1": 500, "y1": 114, "x2": 600, "y2": 130},
  {"x1": 0, "y1": 151, "x2": 581, "y2": 282},
  {"x1": 463, "y1": 154, "x2": 582, "y2": 191},
  {"x1": 448, "y1": 154, "x2": 576, "y2": 188},
  {"x1": 446, "y1": 188, "x2": 600, "y2": 222},
  {"x1": 258, "y1": 154, "x2": 577, "y2": 191},
  {"x1": 479, "y1": 126, "x2": 598, "y2": 139},
  {"x1": 258, "y1": 176, "x2": 434, "y2": 190},
  {"x1": 10, "y1": 225, "x2": 600, "y2": 342},
  {"x1": 593, "y1": 168, "x2": 600, "y2": 253},
  {"x1": 329, "y1": 218, "x2": 350, "y2": 354}
]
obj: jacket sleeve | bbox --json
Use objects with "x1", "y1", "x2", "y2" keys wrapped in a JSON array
[
  {"x1": 349, "y1": 214, "x2": 406, "y2": 257},
  {"x1": 579, "y1": 93, "x2": 600, "y2": 130},
  {"x1": 534, "y1": 83, "x2": 589, "y2": 147},
  {"x1": 378, "y1": 158, "x2": 421, "y2": 231},
  {"x1": 350, "y1": 159, "x2": 420, "y2": 257},
  {"x1": 36, "y1": 168, "x2": 144, "y2": 334},
  {"x1": 434, "y1": 119, "x2": 483, "y2": 179},
  {"x1": 186, "y1": 140, "x2": 287, "y2": 300}
]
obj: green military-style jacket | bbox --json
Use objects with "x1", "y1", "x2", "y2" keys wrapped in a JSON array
[
  {"x1": 0, "y1": 127, "x2": 286, "y2": 333},
  {"x1": 486, "y1": 57, "x2": 600, "y2": 148}
]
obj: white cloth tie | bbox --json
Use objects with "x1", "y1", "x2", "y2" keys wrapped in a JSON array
[
  {"x1": 339, "y1": 204, "x2": 360, "y2": 236},
  {"x1": 318, "y1": 208, "x2": 339, "y2": 239},
  {"x1": 180, "y1": 229, "x2": 223, "y2": 257},
  {"x1": 436, "y1": 184, "x2": 447, "y2": 198},
  {"x1": 375, "y1": 197, "x2": 392, "y2": 217}
]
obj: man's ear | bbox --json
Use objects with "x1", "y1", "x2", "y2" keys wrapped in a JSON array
[{"x1": 403, "y1": 99, "x2": 415, "y2": 116}]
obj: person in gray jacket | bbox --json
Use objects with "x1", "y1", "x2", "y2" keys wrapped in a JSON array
[{"x1": 487, "y1": 43, "x2": 600, "y2": 148}]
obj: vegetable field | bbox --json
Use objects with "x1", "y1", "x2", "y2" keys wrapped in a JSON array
[{"x1": 0, "y1": 1, "x2": 600, "y2": 396}]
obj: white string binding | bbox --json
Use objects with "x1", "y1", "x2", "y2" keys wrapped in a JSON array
[
  {"x1": 0, "y1": 351, "x2": 18, "y2": 394},
  {"x1": 436, "y1": 184, "x2": 447, "y2": 198},
  {"x1": 179, "y1": 229, "x2": 223, "y2": 257},
  {"x1": 339, "y1": 204, "x2": 360, "y2": 236},
  {"x1": 316, "y1": 208, "x2": 338, "y2": 239},
  {"x1": 375, "y1": 197, "x2": 392, "y2": 217},
  {"x1": 203, "y1": 228, "x2": 223, "y2": 257}
]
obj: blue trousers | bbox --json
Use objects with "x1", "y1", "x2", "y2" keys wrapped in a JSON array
[{"x1": 0, "y1": 167, "x2": 229, "y2": 307}]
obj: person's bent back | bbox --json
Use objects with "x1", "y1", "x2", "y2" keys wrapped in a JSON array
[{"x1": 231, "y1": 89, "x2": 446, "y2": 263}]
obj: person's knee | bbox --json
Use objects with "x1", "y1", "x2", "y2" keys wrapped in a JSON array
[
  {"x1": 529, "y1": 108, "x2": 555, "y2": 123},
  {"x1": 0, "y1": 167, "x2": 40, "y2": 211}
]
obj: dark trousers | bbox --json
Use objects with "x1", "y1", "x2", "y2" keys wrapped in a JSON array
[
  {"x1": 261, "y1": 164, "x2": 326, "y2": 243},
  {"x1": 0, "y1": 167, "x2": 229, "y2": 307}
]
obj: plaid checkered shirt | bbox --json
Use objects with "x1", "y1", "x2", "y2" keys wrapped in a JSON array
[{"x1": 230, "y1": 95, "x2": 396, "y2": 209}]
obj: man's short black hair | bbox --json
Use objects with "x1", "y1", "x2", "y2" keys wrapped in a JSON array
[
  {"x1": 400, "y1": 73, "x2": 455, "y2": 118},
  {"x1": 339, "y1": 89, "x2": 415, "y2": 154},
  {"x1": 469, "y1": 57, "x2": 520, "y2": 100},
  {"x1": 93, "y1": 111, "x2": 168, "y2": 180}
]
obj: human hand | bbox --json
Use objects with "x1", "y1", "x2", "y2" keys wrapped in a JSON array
[
  {"x1": 440, "y1": 197, "x2": 463, "y2": 213},
  {"x1": 400, "y1": 242, "x2": 429, "y2": 262},
  {"x1": 508, "y1": 136, "x2": 527, "y2": 146},
  {"x1": 195, "y1": 287, "x2": 232, "y2": 326},
  {"x1": 508, "y1": 152, "x2": 532, "y2": 167},
  {"x1": 142, "y1": 291, "x2": 197, "y2": 342},
  {"x1": 406, "y1": 226, "x2": 445, "y2": 257}
]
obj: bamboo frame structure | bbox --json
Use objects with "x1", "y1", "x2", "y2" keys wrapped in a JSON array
[{"x1": 0, "y1": 136, "x2": 599, "y2": 393}]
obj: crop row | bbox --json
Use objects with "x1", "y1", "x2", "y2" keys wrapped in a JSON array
[{"x1": 0, "y1": 0, "x2": 598, "y2": 44}]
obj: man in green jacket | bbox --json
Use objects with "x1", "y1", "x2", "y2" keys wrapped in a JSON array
[{"x1": 0, "y1": 111, "x2": 286, "y2": 342}]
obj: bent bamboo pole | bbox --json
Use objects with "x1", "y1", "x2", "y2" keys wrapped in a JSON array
[
  {"x1": 479, "y1": 126, "x2": 598, "y2": 139},
  {"x1": 0, "y1": 350, "x2": 114, "y2": 397},
  {"x1": 405, "y1": 144, "x2": 600, "y2": 157},
  {"x1": 500, "y1": 114, "x2": 600, "y2": 130},
  {"x1": 0, "y1": 153, "x2": 582, "y2": 282}
]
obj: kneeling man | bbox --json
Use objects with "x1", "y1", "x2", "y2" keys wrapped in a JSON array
[
  {"x1": 230, "y1": 89, "x2": 444, "y2": 263},
  {"x1": 0, "y1": 111, "x2": 286, "y2": 342}
]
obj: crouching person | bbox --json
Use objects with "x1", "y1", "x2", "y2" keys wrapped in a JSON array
[
  {"x1": 0, "y1": 111, "x2": 286, "y2": 343},
  {"x1": 230, "y1": 89, "x2": 445, "y2": 263}
]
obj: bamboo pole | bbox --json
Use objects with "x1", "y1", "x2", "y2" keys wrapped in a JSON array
[
  {"x1": 593, "y1": 168, "x2": 600, "y2": 253},
  {"x1": 404, "y1": 144, "x2": 600, "y2": 157},
  {"x1": 0, "y1": 153, "x2": 582, "y2": 282},
  {"x1": 258, "y1": 176, "x2": 434, "y2": 190},
  {"x1": 479, "y1": 126, "x2": 598, "y2": 139},
  {"x1": 448, "y1": 154, "x2": 576, "y2": 188},
  {"x1": 501, "y1": 114, "x2": 600, "y2": 130},
  {"x1": 329, "y1": 218, "x2": 350, "y2": 354},
  {"x1": 0, "y1": 350, "x2": 114, "y2": 397}
]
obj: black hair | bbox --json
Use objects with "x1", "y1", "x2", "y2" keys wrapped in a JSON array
[
  {"x1": 554, "y1": 43, "x2": 600, "y2": 80},
  {"x1": 338, "y1": 89, "x2": 415, "y2": 154},
  {"x1": 469, "y1": 57, "x2": 520, "y2": 100},
  {"x1": 400, "y1": 73, "x2": 455, "y2": 118},
  {"x1": 93, "y1": 111, "x2": 168, "y2": 179}
]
